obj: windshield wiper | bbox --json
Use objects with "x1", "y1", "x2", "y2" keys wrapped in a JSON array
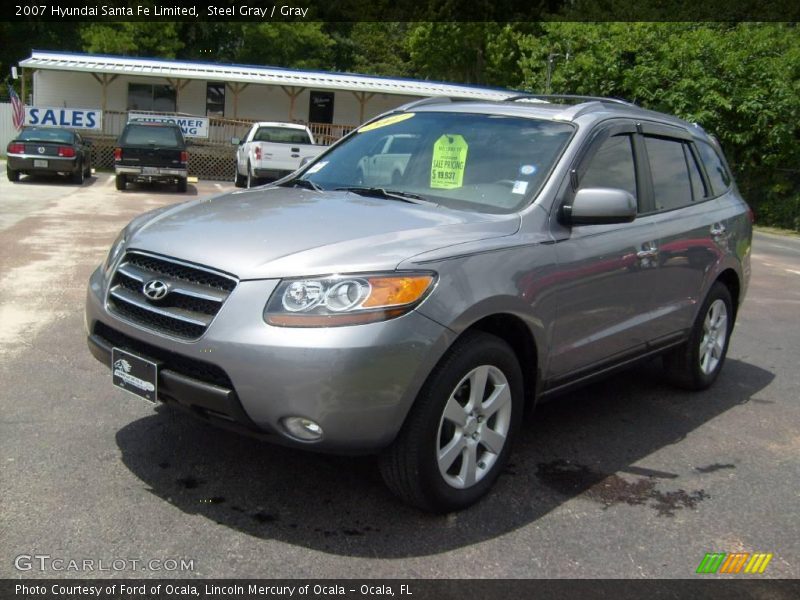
[
  {"x1": 280, "y1": 178, "x2": 323, "y2": 192},
  {"x1": 335, "y1": 186, "x2": 430, "y2": 204}
]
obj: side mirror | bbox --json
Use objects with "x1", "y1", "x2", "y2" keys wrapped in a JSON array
[
  {"x1": 230, "y1": 137, "x2": 241, "y2": 146},
  {"x1": 562, "y1": 188, "x2": 637, "y2": 225},
  {"x1": 84, "y1": 139, "x2": 94, "y2": 147},
  {"x1": 299, "y1": 156, "x2": 313, "y2": 168}
]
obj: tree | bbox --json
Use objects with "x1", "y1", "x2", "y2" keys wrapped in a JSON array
[{"x1": 80, "y1": 23, "x2": 184, "y2": 57}]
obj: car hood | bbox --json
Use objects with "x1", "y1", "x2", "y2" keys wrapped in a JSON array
[{"x1": 127, "y1": 187, "x2": 520, "y2": 279}]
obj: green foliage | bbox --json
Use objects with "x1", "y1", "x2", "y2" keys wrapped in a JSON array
[
  {"x1": 518, "y1": 22, "x2": 800, "y2": 230},
  {"x1": 232, "y1": 23, "x2": 335, "y2": 70},
  {"x1": 408, "y1": 22, "x2": 527, "y2": 86},
  {"x1": 81, "y1": 23, "x2": 184, "y2": 57}
]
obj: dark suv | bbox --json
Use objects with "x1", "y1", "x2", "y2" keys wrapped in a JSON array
[
  {"x1": 88, "y1": 95, "x2": 752, "y2": 512},
  {"x1": 114, "y1": 121, "x2": 189, "y2": 192}
]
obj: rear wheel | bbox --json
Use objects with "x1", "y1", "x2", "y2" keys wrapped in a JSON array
[
  {"x1": 234, "y1": 164, "x2": 246, "y2": 188},
  {"x1": 663, "y1": 282, "x2": 733, "y2": 390},
  {"x1": 176, "y1": 177, "x2": 188, "y2": 193},
  {"x1": 246, "y1": 161, "x2": 256, "y2": 188},
  {"x1": 7, "y1": 166, "x2": 19, "y2": 182},
  {"x1": 115, "y1": 174, "x2": 127, "y2": 191},
  {"x1": 84, "y1": 160, "x2": 91, "y2": 178},
  {"x1": 380, "y1": 331, "x2": 523, "y2": 512},
  {"x1": 72, "y1": 162, "x2": 85, "y2": 184}
]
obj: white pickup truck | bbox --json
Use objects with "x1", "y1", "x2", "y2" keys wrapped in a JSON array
[{"x1": 233, "y1": 122, "x2": 322, "y2": 188}]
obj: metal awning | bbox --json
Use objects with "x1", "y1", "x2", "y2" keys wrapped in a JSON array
[{"x1": 20, "y1": 51, "x2": 514, "y2": 101}]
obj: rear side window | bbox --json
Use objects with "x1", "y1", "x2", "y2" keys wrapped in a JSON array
[
  {"x1": 685, "y1": 146, "x2": 707, "y2": 202},
  {"x1": 696, "y1": 141, "x2": 732, "y2": 196},
  {"x1": 644, "y1": 136, "x2": 692, "y2": 211},
  {"x1": 580, "y1": 134, "x2": 638, "y2": 201},
  {"x1": 121, "y1": 125, "x2": 183, "y2": 147}
]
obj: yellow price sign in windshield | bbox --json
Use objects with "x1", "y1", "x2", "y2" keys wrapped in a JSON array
[{"x1": 431, "y1": 134, "x2": 468, "y2": 189}]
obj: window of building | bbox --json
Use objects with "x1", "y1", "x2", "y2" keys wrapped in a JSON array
[
  {"x1": 206, "y1": 82, "x2": 225, "y2": 117},
  {"x1": 127, "y1": 83, "x2": 177, "y2": 112}
]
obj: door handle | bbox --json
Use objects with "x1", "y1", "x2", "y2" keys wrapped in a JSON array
[
  {"x1": 637, "y1": 249, "x2": 659, "y2": 259},
  {"x1": 710, "y1": 223, "x2": 726, "y2": 236}
]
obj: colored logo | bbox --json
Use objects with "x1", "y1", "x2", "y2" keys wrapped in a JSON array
[{"x1": 696, "y1": 552, "x2": 773, "y2": 574}]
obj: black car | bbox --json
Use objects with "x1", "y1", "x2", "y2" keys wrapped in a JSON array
[
  {"x1": 114, "y1": 121, "x2": 189, "y2": 192},
  {"x1": 6, "y1": 126, "x2": 92, "y2": 184}
]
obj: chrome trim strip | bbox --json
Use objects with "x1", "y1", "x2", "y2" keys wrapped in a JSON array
[{"x1": 109, "y1": 286, "x2": 211, "y2": 327}]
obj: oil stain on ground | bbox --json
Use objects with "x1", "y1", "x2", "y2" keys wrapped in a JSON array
[{"x1": 536, "y1": 459, "x2": 709, "y2": 517}]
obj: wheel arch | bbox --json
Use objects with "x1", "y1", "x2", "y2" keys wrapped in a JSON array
[
  {"x1": 464, "y1": 313, "x2": 540, "y2": 413},
  {"x1": 715, "y1": 268, "x2": 741, "y2": 320}
]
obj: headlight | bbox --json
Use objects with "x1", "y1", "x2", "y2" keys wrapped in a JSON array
[
  {"x1": 265, "y1": 272, "x2": 436, "y2": 327},
  {"x1": 103, "y1": 227, "x2": 127, "y2": 273}
]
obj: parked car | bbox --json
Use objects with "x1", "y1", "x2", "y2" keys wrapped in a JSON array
[
  {"x1": 233, "y1": 122, "x2": 322, "y2": 188},
  {"x1": 114, "y1": 121, "x2": 189, "y2": 192},
  {"x1": 6, "y1": 126, "x2": 92, "y2": 184},
  {"x1": 86, "y1": 95, "x2": 752, "y2": 512}
]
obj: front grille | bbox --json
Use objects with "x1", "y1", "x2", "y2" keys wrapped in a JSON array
[
  {"x1": 107, "y1": 251, "x2": 237, "y2": 340},
  {"x1": 94, "y1": 322, "x2": 233, "y2": 388}
]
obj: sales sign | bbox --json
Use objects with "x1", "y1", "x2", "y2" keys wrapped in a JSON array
[{"x1": 25, "y1": 107, "x2": 103, "y2": 130}]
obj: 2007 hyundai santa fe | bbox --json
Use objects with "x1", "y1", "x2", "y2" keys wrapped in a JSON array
[{"x1": 86, "y1": 95, "x2": 752, "y2": 512}]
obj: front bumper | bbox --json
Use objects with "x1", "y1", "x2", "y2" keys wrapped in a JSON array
[
  {"x1": 7, "y1": 154, "x2": 79, "y2": 174},
  {"x1": 86, "y1": 266, "x2": 453, "y2": 453}
]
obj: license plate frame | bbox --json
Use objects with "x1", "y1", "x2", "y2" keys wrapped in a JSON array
[
  {"x1": 111, "y1": 347, "x2": 159, "y2": 403},
  {"x1": 33, "y1": 159, "x2": 48, "y2": 168},
  {"x1": 142, "y1": 166, "x2": 159, "y2": 175}
]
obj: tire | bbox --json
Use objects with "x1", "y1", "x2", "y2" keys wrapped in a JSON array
[
  {"x1": 176, "y1": 177, "x2": 188, "y2": 193},
  {"x1": 7, "y1": 166, "x2": 19, "y2": 182},
  {"x1": 115, "y1": 174, "x2": 127, "y2": 191},
  {"x1": 246, "y1": 161, "x2": 255, "y2": 188},
  {"x1": 234, "y1": 164, "x2": 246, "y2": 188},
  {"x1": 72, "y1": 162, "x2": 85, "y2": 185},
  {"x1": 663, "y1": 281, "x2": 734, "y2": 390},
  {"x1": 379, "y1": 331, "x2": 524, "y2": 512},
  {"x1": 84, "y1": 160, "x2": 92, "y2": 179}
]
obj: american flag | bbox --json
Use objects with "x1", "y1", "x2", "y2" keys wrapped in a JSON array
[{"x1": 8, "y1": 84, "x2": 24, "y2": 131}]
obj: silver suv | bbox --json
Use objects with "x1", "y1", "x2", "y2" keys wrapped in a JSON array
[{"x1": 86, "y1": 95, "x2": 752, "y2": 512}]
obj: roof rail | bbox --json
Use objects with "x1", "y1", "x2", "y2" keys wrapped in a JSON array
[
  {"x1": 506, "y1": 94, "x2": 636, "y2": 107},
  {"x1": 398, "y1": 96, "x2": 455, "y2": 111}
]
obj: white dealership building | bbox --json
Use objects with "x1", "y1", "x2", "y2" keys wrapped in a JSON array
[{"x1": 8, "y1": 50, "x2": 512, "y2": 179}]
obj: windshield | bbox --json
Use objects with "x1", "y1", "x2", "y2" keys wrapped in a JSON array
[
  {"x1": 299, "y1": 112, "x2": 573, "y2": 213},
  {"x1": 18, "y1": 128, "x2": 76, "y2": 144}
]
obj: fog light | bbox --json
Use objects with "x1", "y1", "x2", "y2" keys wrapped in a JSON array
[{"x1": 282, "y1": 417, "x2": 323, "y2": 441}]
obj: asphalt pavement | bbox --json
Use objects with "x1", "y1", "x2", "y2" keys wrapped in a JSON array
[{"x1": 1, "y1": 169, "x2": 798, "y2": 579}]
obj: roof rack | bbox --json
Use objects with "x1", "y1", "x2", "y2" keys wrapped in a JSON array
[
  {"x1": 399, "y1": 96, "x2": 455, "y2": 110},
  {"x1": 506, "y1": 94, "x2": 636, "y2": 107}
]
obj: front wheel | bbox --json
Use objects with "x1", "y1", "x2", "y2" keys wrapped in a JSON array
[
  {"x1": 379, "y1": 331, "x2": 523, "y2": 512},
  {"x1": 663, "y1": 282, "x2": 734, "y2": 390}
]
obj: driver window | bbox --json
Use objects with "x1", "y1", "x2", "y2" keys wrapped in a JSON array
[{"x1": 580, "y1": 134, "x2": 638, "y2": 201}]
